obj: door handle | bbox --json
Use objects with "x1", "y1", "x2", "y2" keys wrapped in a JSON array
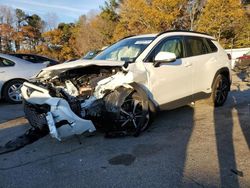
[{"x1": 184, "y1": 62, "x2": 192, "y2": 67}]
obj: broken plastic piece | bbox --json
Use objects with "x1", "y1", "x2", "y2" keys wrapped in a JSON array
[{"x1": 46, "y1": 112, "x2": 60, "y2": 140}]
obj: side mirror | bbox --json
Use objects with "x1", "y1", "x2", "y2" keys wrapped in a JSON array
[{"x1": 153, "y1": 52, "x2": 177, "y2": 67}]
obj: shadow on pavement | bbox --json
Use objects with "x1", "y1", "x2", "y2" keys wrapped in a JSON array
[
  {"x1": 153, "y1": 106, "x2": 195, "y2": 186},
  {"x1": 213, "y1": 71, "x2": 250, "y2": 187}
]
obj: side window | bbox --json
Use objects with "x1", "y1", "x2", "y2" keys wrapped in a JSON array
[
  {"x1": 185, "y1": 37, "x2": 209, "y2": 57},
  {"x1": 38, "y1": 56, "x2": 50, "y2": 63},
  {"x1": 0, "y1": 57, "x2": 15, "y2": 67},
  {"x1": 147, "y1": 37, "x2": 184, "y2": 62},
  {"x1": 23, "y1": 55, "x2": 37, "y2": 63},
  {"x1": 206, "y1": 39, "x2": 218, "y2": 53}
]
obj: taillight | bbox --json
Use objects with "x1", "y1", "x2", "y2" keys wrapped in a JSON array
[{"x1": 227, "y1": 53, "x2": 232, "y2": 60}]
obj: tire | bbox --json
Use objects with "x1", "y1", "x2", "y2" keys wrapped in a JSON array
[
  {"x1": 207, "y1": 74, "x2": 230, "y2": 107},
  {"x1": 104, "y1": 89, "x2": 152, "y2": 137},
  {"x1": 3, "y1": 79, "x2": 24, "y2": 104},
  {"x1": 118, "y1": 91, "x2": 151, "y2": 136}
]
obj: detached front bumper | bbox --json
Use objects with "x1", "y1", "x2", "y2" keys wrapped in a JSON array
[{"x1": 21, "y1": 82, "x2": 96, "y2": 141}]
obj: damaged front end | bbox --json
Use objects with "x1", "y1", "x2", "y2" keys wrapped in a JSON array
[{"x1": 21, "y1": 62, "x2": 150, "y2": 141}]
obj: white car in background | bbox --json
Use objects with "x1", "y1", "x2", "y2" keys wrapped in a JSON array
[{"x1": 0, "y1": 53, "x2": 46, "y2": 104}]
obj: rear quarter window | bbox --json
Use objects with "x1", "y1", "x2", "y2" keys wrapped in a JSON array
[
  {"x1": 206, "y1": 39, "x2": 218, "y2": 53},
  {"x1": 36, "y1": 56, "x2": 51, "y2": 63}
]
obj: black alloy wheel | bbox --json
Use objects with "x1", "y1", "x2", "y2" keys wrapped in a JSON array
[
  {"x1": 213, "y1": 74, "x2": 230, "y2": 107},
  {"x1": 118, "y1": 92, "x2": 150, "y2": 136}
]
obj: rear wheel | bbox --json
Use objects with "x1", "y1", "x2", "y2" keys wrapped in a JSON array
[
  {"x1": 208, "y1": 74, "x2": 230, "y2": 107},
  {"x1": 3, "y1": 79, "x2": 24, "y2": 104}
]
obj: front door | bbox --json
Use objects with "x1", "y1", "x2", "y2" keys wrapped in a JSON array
[{"x1": 143, "y1": 36, "x2": 193, "y2": 109}]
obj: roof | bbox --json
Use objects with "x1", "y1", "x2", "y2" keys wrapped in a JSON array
[
  {"x1": 124, "y1": 30, "x2": 215, "y2": 40},
  {"x1": 9, "y1": 53, "x2": 58, "y2": 62},
  {"x1": 129, "y1": 34, "x2": 158, "y2": 38},
  {"x1": 157, "y1": 30, "x2": 215, "y2": 39}
]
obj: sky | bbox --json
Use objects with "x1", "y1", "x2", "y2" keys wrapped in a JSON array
[{"x1": 0, "y1": 0, "x2": 106, "y2": 23}]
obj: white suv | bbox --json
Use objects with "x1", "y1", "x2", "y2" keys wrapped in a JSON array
[{"x1": 21, "y1": 31, "x2": 231, "y2": 140}]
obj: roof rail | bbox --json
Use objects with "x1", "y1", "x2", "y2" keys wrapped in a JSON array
[
  {"x1": 121, "y1": 35, "x2": 136, "y2": 40},
  {"x1": 156, "y1": 30, "x2": 211, "y2": 37}
]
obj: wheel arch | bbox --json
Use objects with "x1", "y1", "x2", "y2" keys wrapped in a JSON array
[
  {"x1": 129, "y1": 82, "x2": 158, "y2": 115},
  {"x1": 211, "y1": 67, "x2": 231, "y2": 89}
]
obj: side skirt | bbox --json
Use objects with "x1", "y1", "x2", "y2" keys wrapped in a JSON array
[{"x1": 159, "y1": 92, "x2": 211, "y2": 111}]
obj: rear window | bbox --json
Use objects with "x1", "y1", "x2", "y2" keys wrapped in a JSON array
[
  {"x1": 185, "y1": 36, "x2": 209, "y2": 57},
  {"x1": 206, "y1": 39, "x2": 218, "y2": 53},
  {"x1": 36, "y1": 56, "x2": 52, "y2": 63}
]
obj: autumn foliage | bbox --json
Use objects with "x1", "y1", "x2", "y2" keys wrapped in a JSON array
[{"x1": 0, "y1": 0, "x2": 250, "y2": 62}]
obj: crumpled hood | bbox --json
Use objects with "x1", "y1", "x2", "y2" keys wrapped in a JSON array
[{"x1": 36, "y1": 59, "x2": 125, "y2": 79}]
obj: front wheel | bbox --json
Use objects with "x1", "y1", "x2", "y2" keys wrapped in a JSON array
[
  {"x1": 3, "y1": 79, "x2": 24, "y2": 104},
  {"x1": 119, "y1": 92, "x2": 151, "y2": 136},
  {"x1": 104, "y1": 89, "x2": 152, "y2": 137},
  {"x1": 208, "y1": 74, "x2": 230, "y2": 107}
]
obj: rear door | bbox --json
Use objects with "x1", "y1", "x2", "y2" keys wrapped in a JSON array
[{"x1": 183, "y1": 36, "x2": 218, "y2": 96}]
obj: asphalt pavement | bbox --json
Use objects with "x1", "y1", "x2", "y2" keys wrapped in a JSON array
[
  {"x1": 0, "y1": 74, "x2": 249, "y2": 188},
  {"x1": 0, "y1": 101, "x2": 24, "y2": 124}
]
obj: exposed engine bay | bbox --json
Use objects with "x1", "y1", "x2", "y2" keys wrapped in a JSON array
[{"x1": 37, "y1": 66, "x2": 123, "y2": 118}]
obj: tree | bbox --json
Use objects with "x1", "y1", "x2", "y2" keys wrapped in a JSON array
[
  {"x1": 0, "y1": 6, "x2": 15, "y2": 52},
  {"x1": 22, "y1": 14, "x2": 45, "y2": 50},
  {"x1": 0, "y1": 5, "x2": 15, "y2": 25},
  {"x1": 242, "y1": 0, "x2": 250, "y2": 4},
  {"x1": 20, "y1": 25, "x2": 39, "y2": 51},
  {"x1": 37, "y1": 28, "x2": 63, "y2": 60},
  {"x1": 15, "y1": 9, "x2": 26, "y2": 29},
  {"x1": 196, "y1": 0, "x2": 246, "y2": 47},
  {"x1": 68, "y1": 3, "x2": 120, "y2": 57},
  {"x1": 100, "y1": 0, "x2": 120, "y2": 22},
  {"x1": 71, "y1": 15, "x2": 105, "y2": 56},
  {"x1": 186, "y1": 0, "x2": 206, "y2": 31},
  {"x1": 26, "y1": 14, "x2": 44, "y2": 31},
  {"x1": 0, "y1": 24, "x2": 14, "y2": 52},
  {"x1": 113, "y1": 0, "x2": 187, "y2": 40},
  {"x1": 37, "y1": 23, "x2": 77, "y2": 61},
  {"x1": 94, "y1": 0, "x2": 120, "y2": 43},
  {"x1": 233, "y1": 13, "x2": 250, "y2": 47},
  {"x1": 14, "y1": 9, "x2": 27, "y2": 51}
]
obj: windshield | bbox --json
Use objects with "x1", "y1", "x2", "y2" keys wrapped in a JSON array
[{"x1": 94, "y1": 37, "x2": 155, "y2": 62}]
